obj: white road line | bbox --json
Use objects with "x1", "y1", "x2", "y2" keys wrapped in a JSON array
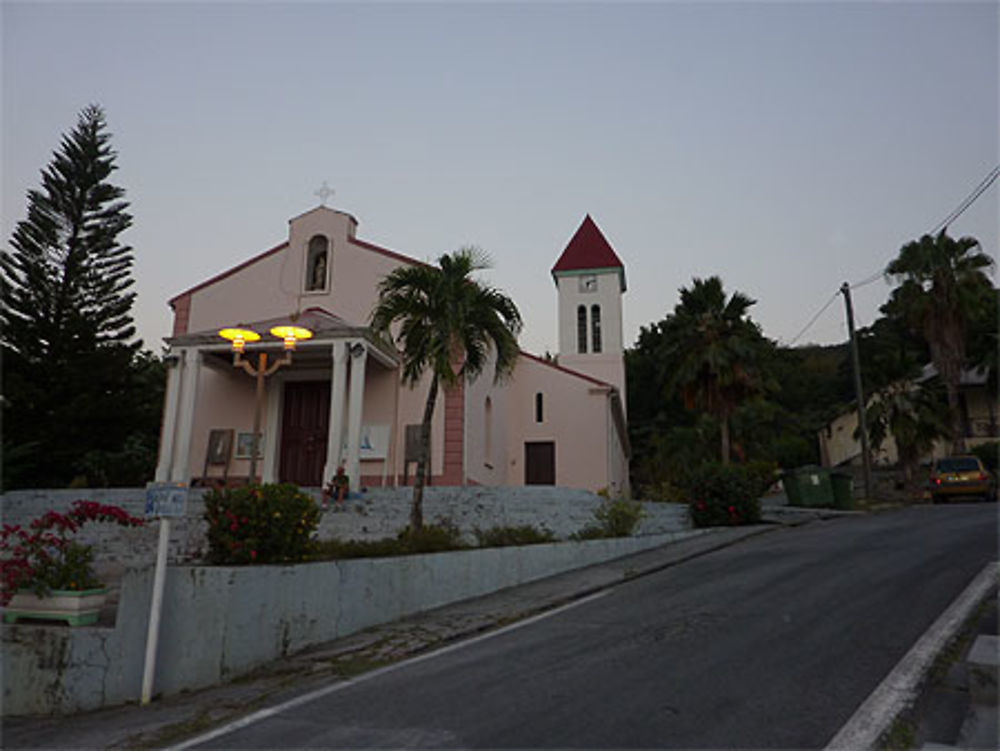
[
  {"x1": 164, "y1": 588, "x2": 610, "y2": 751},
  {"x1": 825, "y1": 560, "x2": 999, "y2": 751}
]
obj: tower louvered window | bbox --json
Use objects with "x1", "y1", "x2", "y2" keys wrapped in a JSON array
[{"x1": 591, "y1": 305, "x2": 602, "y2": 353}]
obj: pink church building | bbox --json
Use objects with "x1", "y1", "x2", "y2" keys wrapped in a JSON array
[{"x1": 155, "y1": 205, "x2": 630, "y2": 496}]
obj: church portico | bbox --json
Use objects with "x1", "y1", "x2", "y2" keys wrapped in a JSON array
[{"x1": 155, "y1": 310, "x2": 400, "y2": 490}]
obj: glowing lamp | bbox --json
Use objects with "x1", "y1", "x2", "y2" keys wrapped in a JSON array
[
  {"x1": 218, "y1": 327, "x2": 260, "y2": 353},
  {"x1": 269, "y1": 325, "x2": 313, "y2": 351}
]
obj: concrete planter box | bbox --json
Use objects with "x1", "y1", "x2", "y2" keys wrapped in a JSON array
[
  {"x1": 2, "y1": 530, "x2": 703, "y2": 716},
  {"x1": 4, "y1": 588, "x2": 107, "y2": 626}
]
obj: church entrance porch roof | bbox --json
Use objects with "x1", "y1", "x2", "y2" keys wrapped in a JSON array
[{"x1": 164, "y1": 307, "x2": 399, "y2": 370}]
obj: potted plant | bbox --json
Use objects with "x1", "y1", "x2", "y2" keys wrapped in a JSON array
[{"x1": 1, "y1": 500, "x2": 145, "y2": 625}]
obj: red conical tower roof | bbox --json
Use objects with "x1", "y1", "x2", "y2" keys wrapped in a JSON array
[{"x1": 551, "y1": 215, "x2": 626, "y2": 291}]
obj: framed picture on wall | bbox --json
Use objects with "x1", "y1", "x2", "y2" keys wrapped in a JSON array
[
  {"x1": 235, "y1": 432, "x2": 264, "y2": 459},
  {"x1": 206, "y1": 429, "x2": 234, "y2": 466}
]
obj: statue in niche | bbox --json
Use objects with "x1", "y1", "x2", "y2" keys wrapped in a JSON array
[{"x1": 308, "y1": 249, "x2": 327, "y2": 291}]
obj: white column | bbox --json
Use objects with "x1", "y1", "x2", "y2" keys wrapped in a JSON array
[
  {"x1": 323, "y1": 342, "x2": 348, "y2": 484},
  {"x1": 344, "y1": 341, "x2": 367, "y2": 492},
  {"x1": 262, "y1": 374, "x2": 282, "y2": 483},
  {"x1": 154, "y1": 354, "x2": 183, "y2": 482},
  {"x1": 169, "y1": 348, "x2": 201, "y2": 484}
]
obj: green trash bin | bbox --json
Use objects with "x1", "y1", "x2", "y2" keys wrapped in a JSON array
[
  {"x1": 790, "y1": 466, "x2": 835, "y2": 507},
  {"x1": 831, "y1": 472, "x2": 854, "y2": 509},
  {"x1": 781, "y1": 471, "x2": 804, "y2": 506}
]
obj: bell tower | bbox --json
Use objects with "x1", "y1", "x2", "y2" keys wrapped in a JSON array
[{"x1": 551, "y1": 215, "x2": 627, "y2": 409}]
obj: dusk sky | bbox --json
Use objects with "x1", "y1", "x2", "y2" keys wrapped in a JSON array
[{"x1": 3, "y1": 1, "x2": 997, "y2": 358}]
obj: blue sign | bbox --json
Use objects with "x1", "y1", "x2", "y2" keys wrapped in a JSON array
[{"x1": 145, "y1": 482, "x2": 188, "y2": 518}]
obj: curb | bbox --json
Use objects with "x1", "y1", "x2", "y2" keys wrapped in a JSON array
[{"x1": 825, "y1": 562, "x2": 1000, "y2": 750}]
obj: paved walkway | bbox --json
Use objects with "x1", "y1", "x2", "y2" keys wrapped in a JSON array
[{"x1": 3, "y1": 525, "x2": 775, "y2": 750}]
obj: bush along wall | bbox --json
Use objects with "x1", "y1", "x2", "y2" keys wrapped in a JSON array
[
  {"x1": 571, "y1": 498, "x2": 645, "y2": 540},
  {"x1": 684, "y1": 462, "x2": 774, "y2": 528},
  {"x1": 203, "y1": 484, "x2": 320, "y2": 564}
]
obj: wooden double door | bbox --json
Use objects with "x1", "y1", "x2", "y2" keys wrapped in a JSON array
[{"x1": 279, "y1": 381, "x2": 330, "y2": 487}]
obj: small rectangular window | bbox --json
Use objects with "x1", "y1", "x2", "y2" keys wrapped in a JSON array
[{"x1": 535, "y1": 392, "x2": 544, "y2": 423}]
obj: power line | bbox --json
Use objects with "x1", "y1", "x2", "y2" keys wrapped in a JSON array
[
  {"x1": 785, "y1": 164, "x2": 999, "y2": 347},
  {"x1": 850, "y1": 269, "x2": 885, "y2": 290},
  {"x1": 788, "y1": 290, "x2": 840, "y2": 346},
  {"x1": 930, "y1": 164, "x2": 1000, "y2": 235}
]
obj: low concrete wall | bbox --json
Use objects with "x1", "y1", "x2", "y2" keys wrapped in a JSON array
[
  {"x1": 317, "y1": 486, "x2": 690, "y2": 542},
  {"x1": 0, "y1": 486, "x2": 692, "y2": 567},
  {"x1": 2, "y1": 529, "x2": 705, "y2": 716}
]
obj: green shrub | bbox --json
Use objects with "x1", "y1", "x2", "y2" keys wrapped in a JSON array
[
  {"x1": 970, "y1": 441, "x2": 999, "y2": 473},
  {"x1": 682, "y1": 463, "x2": 773, "y2": 528},
  {"x1": 640, "y1": 480, "x2": 688, "y2": 503},
  {"x1": 741, "y1": 460, "x2": 781, "y2": 496},
  {"x1": 311, "y1": 537, "x2": 405, "y2": 560},
  {"x1": 203, "y1": 483, "x2": 320, "y2": 564},
  {"x1": 474, "y1": 524, "x2": 555, "y2": 547},
  {"x1": 396, "y1": 520, "x2": 468, "y2": 553},
  {"x1": 569, "y1": 525, "x2": 610, "y2": 541},
  {"x1": 571, "y1": 498, "x2": 644, "y2": 540},
  {"x1": 311, "y1": 522, "x2": 468, "y2": 560}
]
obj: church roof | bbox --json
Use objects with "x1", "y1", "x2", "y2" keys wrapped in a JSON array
[{"x1": 551, "y1": 215, "x2": 626, "y2": 291}]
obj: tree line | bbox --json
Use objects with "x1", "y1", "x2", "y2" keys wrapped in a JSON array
[{"x1": 627, "y1": 232, "x2": 996, "y2": 498}]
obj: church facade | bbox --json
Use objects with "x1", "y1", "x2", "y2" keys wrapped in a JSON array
[{"x1": 155, "y1": 205, "x2": 630, "y2": 495}]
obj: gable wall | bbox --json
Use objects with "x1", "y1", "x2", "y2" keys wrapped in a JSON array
[
  {"x1": 170, "y1": 208, "x2": 449, "y2": 487},
  {"x1": 504, "y1": 357, "x2": 612, "y2": 492},
  {"x1": 183, "y1": 209, "x2": 415, "y2": 337}
]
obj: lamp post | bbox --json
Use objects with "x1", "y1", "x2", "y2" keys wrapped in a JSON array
[{"x1": 218, "y1": 324, "x2": 313, "y2": 483}]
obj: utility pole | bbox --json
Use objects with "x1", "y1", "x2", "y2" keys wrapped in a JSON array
[{"x1": 841, "y1": 282, "x2": 874, "y2": 500}]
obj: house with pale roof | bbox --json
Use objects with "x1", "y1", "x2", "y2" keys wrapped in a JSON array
[
  {"x1": 819, "y1": 364, "x2": 998, "y2": 468},
  {"x1": 155, "y1": 205, "x2": 630, "y2": 496}
]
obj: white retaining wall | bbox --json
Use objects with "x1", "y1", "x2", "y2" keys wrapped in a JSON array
[
  {"x1": 2, "y1": 530, "x2": 705, "y2": 716},
  {"x1": 0, "y1": 486, "x2": 692, "y2": 567}
]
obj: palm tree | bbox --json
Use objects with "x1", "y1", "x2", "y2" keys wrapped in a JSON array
[
  {"x1": 663, "y1": 276, "x2": 767, "y2": 464},
  {"x1": 885, "y1": 230, "x2": 994, "y2": 452},
  {"x1": 862, "y1": 382, "x2": 948, "y2": 492},
  {"x1": 371, "y1": 249, "x2": 522, "y2": 530}
]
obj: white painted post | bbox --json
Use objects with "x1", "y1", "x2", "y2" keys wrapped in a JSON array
[
  {"x1": 345, "y1": 342, "x2": 367, "y2": 491},
  {"x1": 154, "y1": 357, "x2": 183, "y2": 482},
  {"x1": 141, "y1": 517, "x2": 171, "y2": 705},
  {"x1": 170, "y1": 348, "x2": 202, "y2": 484},
  {"x1": 324, "y1": 342, "x2": 348, "y2": 483}
]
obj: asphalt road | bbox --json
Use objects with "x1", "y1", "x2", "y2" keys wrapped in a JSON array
[{"x1": 193, "y1": 504, "x2": 997, "y2": 749}]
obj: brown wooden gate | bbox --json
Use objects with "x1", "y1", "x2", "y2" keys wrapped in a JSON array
[
  {"x1": 524, "y1": 441, "x2": 556, "y2": 485},
  {"x1": 279, "y1": 381, "x2": 330, "y2": 487}
]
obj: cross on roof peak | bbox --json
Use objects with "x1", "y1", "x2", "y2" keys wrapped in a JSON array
[{"x1": 314, "y1": 181, "x2": 335, "y2": 207}]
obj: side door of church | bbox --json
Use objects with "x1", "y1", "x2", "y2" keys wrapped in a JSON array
[
  {"x1": 524, "y1": 441, "x2": 556, "y2": 485},
  {"x1": 280, "y1": 381, "x2": 330, "y2": 487}
]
